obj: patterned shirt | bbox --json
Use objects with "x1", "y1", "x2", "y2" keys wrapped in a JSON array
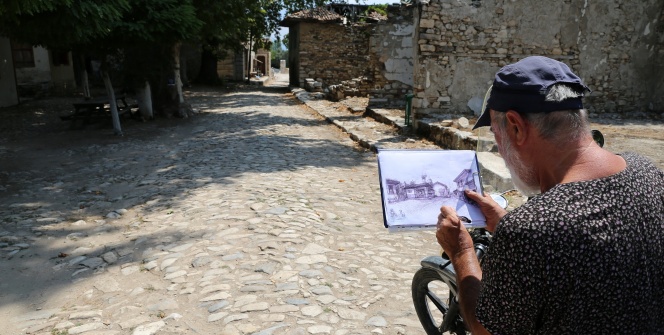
[{"x1": 476, "y1": 153, "x2": 664, "y2": 334}]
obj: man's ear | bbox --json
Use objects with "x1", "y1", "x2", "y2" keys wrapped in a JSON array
[{"x1": 504, "y1": 110, "x2": 528, "y2": 146}]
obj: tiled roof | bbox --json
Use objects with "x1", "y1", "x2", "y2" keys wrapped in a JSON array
[{"x1": 280, "y1": 7, "x2": 343, "y2": 26}]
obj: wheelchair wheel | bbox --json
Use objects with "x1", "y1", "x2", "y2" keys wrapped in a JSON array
[{"x1": 411, "y1": 267, "x2": 468, "y2": 335}]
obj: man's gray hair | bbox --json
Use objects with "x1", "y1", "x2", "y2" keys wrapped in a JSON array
[{"x1": 494, "y1": 84, "x2": 590, "y2": 142}]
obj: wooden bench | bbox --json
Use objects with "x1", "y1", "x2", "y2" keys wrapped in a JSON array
[{"x1": 61, "y1": 95, "x2": 136, "y2": 127}]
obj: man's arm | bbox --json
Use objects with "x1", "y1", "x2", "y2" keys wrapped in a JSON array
[
  {"x1": 450, "y1": 248, "x2": 491, "y2": 335},
  {"x1": 436, "y1": 206, "x2": 491, "y2": 335}
]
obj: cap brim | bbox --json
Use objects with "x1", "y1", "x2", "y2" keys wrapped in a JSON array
[
  {"x1": 472, "y1": 109, "x2": 491, "y2": 130},
  {"x1": 473, "y1": 85, "x2": 493, "y2": 130}
]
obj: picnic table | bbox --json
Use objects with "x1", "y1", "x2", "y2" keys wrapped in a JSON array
[{"x1": 61, "y1": 95, "x2": 137, "y2": 127}]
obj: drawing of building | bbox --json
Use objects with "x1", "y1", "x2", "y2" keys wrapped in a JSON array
[
  {"x1": 453, "y1": 169, "x2": 477, "y2": 199},
  {"x1": 403, "y1": 181, "x2": 435, "y2": 199},
  {"x1": 432, "y1": 182, "x2": 450, "y2": 197},
  {"x1": 385, "y1": 176, "x2": 455, "y2": 203},
  {"x1": 385, "y1": 179, "x2": 403, "y2": 203}
]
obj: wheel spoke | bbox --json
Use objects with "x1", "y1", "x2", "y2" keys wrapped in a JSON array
[{"x1": 426, "y1": 289, "x2": 449, "y2": 314}]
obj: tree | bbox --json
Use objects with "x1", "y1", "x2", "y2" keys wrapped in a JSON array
[
  {"x1": 0, "y1": 0, "x2": 331, "y2": 132},
  {"x1": 0, "y1": 0, "x2": 129, "y2": 48},
  {"x1": 1, "y1": 0, "x2": 202, "y2": 134},
  {"x1": 271, "y1": 39, "x2": 287, "y2": 68},
  {"x1": 0, "y1": 0, "x2": 130, "y2": 134},
  {"x1": 282, "y1": 33, "x2": 290, "y2": 51},
  {"x1": 114, "y1": 0, "x2": 202, "y2": 119},
  {"x1": 193, "y1": 0, "x2": 327, "y2": 85}
]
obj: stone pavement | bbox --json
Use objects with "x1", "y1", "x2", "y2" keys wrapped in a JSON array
[
  {"x1": 0, "y1": 79, "x2": 447, "y2": 334},
  {"x1": 5, "y1": 73, "x2": 659, "y2": 335}
]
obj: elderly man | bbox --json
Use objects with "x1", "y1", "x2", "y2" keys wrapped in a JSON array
[{"x1": 436, "y1": 56, "x2": 663, "y2": 334}]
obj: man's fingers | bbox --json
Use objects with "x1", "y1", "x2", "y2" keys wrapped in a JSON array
[
  {"x1": 440, "y1": 205, "x2": 457, "y2": 218},
  {"x1": 438, "y1": 206, "x2": 462, "y2": 228},
  {"x1": 465, "y1": 189, "x2": 498, "y2": 207},
  {"x1": 464, "y1": 189, "x2": 486, "y2": 202}
]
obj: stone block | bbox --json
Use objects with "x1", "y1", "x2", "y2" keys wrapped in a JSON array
[
  {"x1": 420, "y1": 19, "x2": 435, "y2": 29},
  {"x1": 420, "y1": 33, "x2": 442, "y2": 41},
  {"x1": 420, "y1": 45, "x2": 436, "y2": 52}
]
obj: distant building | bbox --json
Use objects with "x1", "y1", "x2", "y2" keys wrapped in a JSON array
[
  {"x1": 217, "y1": 40, "x2": 272, "y2": 82},
  {"x1": 0, "y1": 39, "x2": 76, "y2": 106}
]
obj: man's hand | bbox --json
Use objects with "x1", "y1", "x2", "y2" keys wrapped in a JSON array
[
  {"x1": 436, "y1": 206, "x2": 475, "y2": 259},
  {"x1": 436, "y1": 205, "x2": 493, "y2": 335},
  {"x1": 464, "y1": 190, "x2": 507, "y2": 232}
]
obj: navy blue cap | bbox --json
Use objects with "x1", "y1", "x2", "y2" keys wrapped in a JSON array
[{"x1": 472, "y1": 56, "x2": 590, "y2": 130}]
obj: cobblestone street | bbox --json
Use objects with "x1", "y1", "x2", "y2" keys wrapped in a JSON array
[{"x1": 0, "y1": 83, "x2": 441, "y2": 334}]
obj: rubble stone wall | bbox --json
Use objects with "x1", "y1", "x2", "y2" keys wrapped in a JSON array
[
  {"x1": 296, "y1": 22, "x2": 373, "y2": 91},
  {"x1": 294, "y1": 6, "x2": 417, "y2": 107},
  {"x1": 413, "y1": 0, "x2": 664, "y2": 120},
  {"x1": 217, "y1": 51, "x2": 244, "y2": 82}
]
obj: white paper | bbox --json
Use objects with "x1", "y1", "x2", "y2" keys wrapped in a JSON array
[{"x1": 377, "y1": 149, "x2": 486, "y2": 232}]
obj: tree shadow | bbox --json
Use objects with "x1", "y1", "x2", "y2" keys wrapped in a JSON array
[{"x1": 0, "y1": 84, "x2": 375, "y2": 324}]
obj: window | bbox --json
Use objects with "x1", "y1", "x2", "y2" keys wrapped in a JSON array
[
  {"x1": 52, "y1": 50, "x2": 70, "y2": 66},
  {"x1": 11, "y1": 43, "x2": 35, "y2": 68}
]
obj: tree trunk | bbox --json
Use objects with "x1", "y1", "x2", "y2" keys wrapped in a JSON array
[
  {"x1": 197, "y1": 47, "x2": 219, "y2": 85},
  {"x1": 181, "y1": 51, "x2": 189, "y2": 88},
  {"x1": 82, "y1": 69, "x2": 91, "y2": 99},
  {"x1": 79, "y1": 55, "x2": 91, "y2": 99},
  {"x1": 101, "y1": 70, "x2": 123, "y2": 136},
  {"x1": 173, "y1": 42, "x2": 184, "y2": 104},
  {"x1": 246, "y1": 30, "x2": 253, "y2": 83},
  {"x1": 137, "y1": 80, "x2": 153, "y2": 120}
]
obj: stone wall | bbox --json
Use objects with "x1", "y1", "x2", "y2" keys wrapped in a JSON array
[
  {"x1": 413, "y1": 0, "x2": 664, "y2": 121},
  {"x1": 217, "y1": 51, "x2": 245, "y2": 82},
  {"x1": 291, "y1": 5, "x2": 417, "y2": 107},
  {"x1": 0, "y1": 37, "x2": 19, "y2": 107},
  {"x1": 367, "y1": 5, "x2": 416, "y2": 108},
  {"x1": 295, "y1": 22, "x2": 373, "y2": 89}
]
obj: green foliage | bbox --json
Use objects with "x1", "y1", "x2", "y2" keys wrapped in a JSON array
[
  {"x1": 282, "y1": 33, "x2": 290, "y2": 50},
  {"x1": 115, "y1": 0, "x2": 202, "y2": 44},
  {"x1": 195, "y1": 0, "x2": 325, "y2": 55},
  {"x1": 50, "y1": 328, "x2": 68, "y2": 335},
  {"x1": 366, "y1": 4, "x2": 388, "y2": 17},
  {"x1": 1, "y1": 0, "x2": 203, "y2": 90},
  {"x1": 0, "y1": 0, "x2": 130, "y2": 49},
  {"x1": 271, "y1": 39, "x2": 288, "y2": 67},
  {"x1": 0, "y1": 0, "x2": 324, "y2": 89},
  {"x1": 0, "y1": 0, "x2": 71, "y2": 20}
]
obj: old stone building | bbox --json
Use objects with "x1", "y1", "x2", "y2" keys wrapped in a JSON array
[
  {"x1": 217, "y1": 43, "x2": 272, "y2": 82},
  {"x1": 280, "y1": 7, "x2": 370, "y2": 90},
  {"x1": 282, "y1": 0, "x2": 663, "y2": 122},
  {"x1": 217, "y1": 51, "x2": 245, "y2": 82},
  {"x1": 281, "y1": 5, "x2": 415, "y2": 107}
]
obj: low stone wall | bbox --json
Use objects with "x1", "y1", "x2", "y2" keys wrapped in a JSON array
[{"x1": 326, "y1": 77, "x2": 371, "y2": 101}]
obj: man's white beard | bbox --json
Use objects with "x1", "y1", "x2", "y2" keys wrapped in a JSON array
[{"x1": 498, "y1": 133, "x2": 541, "y2": 196}]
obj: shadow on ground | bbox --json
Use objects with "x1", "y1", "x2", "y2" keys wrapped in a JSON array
[{"x1": 0, "y1": 84, "x2": 374, "y2": 319}]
